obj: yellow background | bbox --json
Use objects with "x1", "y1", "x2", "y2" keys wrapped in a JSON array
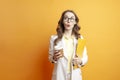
[{"x1": 0, "y1": 0, "x2": 120, "y2": 80}]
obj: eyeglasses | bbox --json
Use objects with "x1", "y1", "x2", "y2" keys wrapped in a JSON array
[{"x1": 63, "y1": 17, "x2": 75, "y2": 22}]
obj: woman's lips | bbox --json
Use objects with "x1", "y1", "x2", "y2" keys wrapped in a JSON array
[{"x1": 66, "y1": 24, "x2": 70, "y2": 27}]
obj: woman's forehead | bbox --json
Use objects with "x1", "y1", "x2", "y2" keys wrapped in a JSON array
[{"x1": 64, "y1": 12, "x2": 75, "y2": 17}]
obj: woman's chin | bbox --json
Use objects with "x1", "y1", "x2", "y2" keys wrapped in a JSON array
[
  {"x1": 65, "y1": 28, "x2": 71, "y2": 31},
  {"x1": 65, "y1": 27, "x2": 72, "y2": 30}
]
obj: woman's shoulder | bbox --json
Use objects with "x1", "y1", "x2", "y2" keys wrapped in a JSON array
[{"x1": 50, "y1": 34, "x2": 58, "y2": 40}]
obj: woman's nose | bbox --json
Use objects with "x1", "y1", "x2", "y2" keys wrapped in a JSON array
[{"x1": 67, "y1": 19, "x2": 70, "y2": 23}]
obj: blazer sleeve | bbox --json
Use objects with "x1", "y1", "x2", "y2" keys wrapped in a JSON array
[
  {"x1": 80, "y1": 35, "x2": 88, "y2": 66},
  {"x1": 48, "y1": 35, "x2": 57, "y2": 63}
]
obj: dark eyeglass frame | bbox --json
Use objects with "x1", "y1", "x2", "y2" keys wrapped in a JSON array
[{"x1": 63, "y1": 17, "x2": 76, "y2": 22}]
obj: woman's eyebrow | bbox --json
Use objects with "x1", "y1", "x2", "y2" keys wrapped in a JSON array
[{"x1": 64, "y1": 16, "x2": 75, "y2": 18}]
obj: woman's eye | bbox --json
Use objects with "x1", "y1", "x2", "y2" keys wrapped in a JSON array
[{"x1": 64, "y1": 17, "x2": 68, "y2": 20}]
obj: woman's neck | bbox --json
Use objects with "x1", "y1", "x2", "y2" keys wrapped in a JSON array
[{"x1": 64, "y1": 29, "x2": 73, "y2": 37}]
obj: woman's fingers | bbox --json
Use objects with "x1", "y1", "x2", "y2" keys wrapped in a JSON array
[
  {"x1": 72, "y1": 58, "x2": 76, "y2": 65},
  {"x1": 72, "y1": 57, "x2": 82, "y2": 65},
  {"x1": 56, "y1": 51, "x2": 63, "y2": 58},
  {"x1": 53, "y1": 51, "x2": 63, "y2": 60}
]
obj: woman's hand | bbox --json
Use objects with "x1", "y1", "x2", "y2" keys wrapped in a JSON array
[
  {"x1": 72, "y1": 56, "x2": 82, "y2": 66},
  {"x1": 53, "y1": 50, "x2": 63, "y2": 61}
]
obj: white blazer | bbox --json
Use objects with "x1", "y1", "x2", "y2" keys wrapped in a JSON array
[{"x1": 49, "y1": 35, "x2": 88, "y2": 80}]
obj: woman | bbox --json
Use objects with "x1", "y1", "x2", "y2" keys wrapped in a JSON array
[{"x1": 49, "y1": 10, "x2": 88, "y2": 80}]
